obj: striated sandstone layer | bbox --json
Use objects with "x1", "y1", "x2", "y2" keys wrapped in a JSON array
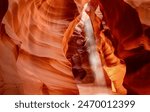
[
  {"x1": 1, "y1": 0, "x2": 80, "y2": 94},
  {"x1": 0, "y1": 0, "x2": 150, "y2": 95}
]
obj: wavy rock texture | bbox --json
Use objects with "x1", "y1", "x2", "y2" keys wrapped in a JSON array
[
  {"x1": 0, "y1": 0, "x2": 118, "y2": 95},
  {"x1": 63, "y1": 5, "x2": 127, "y2": 95},
  {"x1": 1, "y1": 0, "x2": 81, "y2": 94},
  {"x1": 89, "y1": 0, "x2": 150, "y2": 94},
  {"x1": 120, "y1": 0, "x2": 150, "y2": 95},
  {"x1": 0, "y1": 0, "x2": 150, "y2": 94}
]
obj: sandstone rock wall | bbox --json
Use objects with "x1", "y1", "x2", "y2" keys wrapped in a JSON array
[{"x1": 0, "y1": 0, "x2": 150, "y2": 94}]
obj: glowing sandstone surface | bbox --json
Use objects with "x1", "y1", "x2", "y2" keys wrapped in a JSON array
[{"x1": 0, "y1": 0, "x2": 150, "y2": 94}]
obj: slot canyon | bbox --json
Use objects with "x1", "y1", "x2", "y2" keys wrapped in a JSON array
[{"x1": 0, "y1": 0, "x2": 150, "y2": 95}]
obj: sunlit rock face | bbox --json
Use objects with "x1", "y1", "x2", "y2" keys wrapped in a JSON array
[
  {"x1": 124, "y1": 0, "x2": 150, "y2": 26},
  {"x1": 1, "y1": 0, "x2": 80, "y2": 94},
  {"x1": 63, "y1": 3, "x2": 127, "y2": 95},
  {"x1": 0, "y1": 0, "x2": 150, "y2": 95}
]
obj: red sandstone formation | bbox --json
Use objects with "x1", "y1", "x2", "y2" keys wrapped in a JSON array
[
  {"x1": 88, "y1": 0, "x2": 150, "y2": 94},
  {"x1": 1, "y1": 0, "x2": 80, "y2": 94},
  {"x1": 89, "y1": 0, "x2": 150, "y2": 58},
  {"x1": 0, "y1": 0, "x2": 150, "y2": 94}
]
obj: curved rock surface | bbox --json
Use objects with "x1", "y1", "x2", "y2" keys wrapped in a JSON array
[
  {"x1": 124, "y1": 0, "x2": 150, "y2": 26},
  {"x1": 1, "y1": 0, "x2": 80, "y2": 94},
  {"x1": 0, "y1": 0, "x2": 150, "y2": 94}
]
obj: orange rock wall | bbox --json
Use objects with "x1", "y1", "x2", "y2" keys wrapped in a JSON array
[{"x1": 0, "y1": 0, "x2": 150, "y2": 94}]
